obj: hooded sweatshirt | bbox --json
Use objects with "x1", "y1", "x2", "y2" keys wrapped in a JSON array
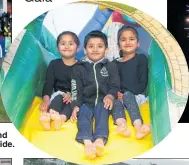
[{"x1": 71, "y1": 58, "x2": 120, "y2": 108}]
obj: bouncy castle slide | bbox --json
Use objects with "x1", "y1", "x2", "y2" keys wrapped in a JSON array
[{"x1": 0, "y1": 1, "x2": 187, "y2": 164}]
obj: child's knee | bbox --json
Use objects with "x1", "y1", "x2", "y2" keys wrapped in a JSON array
[
  {"x1": 80, "y1": 105, "x2": 93, "y2": 117},
  {"x1": 123, "y1": 91, "x2": 133, "y2": 97},
  {"x1": 123, "y1": 91, "x2": 135, "y2": 102}
]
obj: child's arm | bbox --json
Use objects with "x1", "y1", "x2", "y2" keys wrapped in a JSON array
[
  {"x1": 70, "y1": 106, "x2": 79, "y2": 122},
  {"x1": 107, "y1": 62, "x2": 120, "y2": 99},
  {"x1": 40, "y1": 95, "x2": 50, "y2": 112},
  {"x1": 135, "y1": 55, "x2": 148, "y2": 94},
  {"x1": 104, "y1": 62, "x2": 120, "y2": 110},
  {"x1": 41, "y1": 61, "x2": 55, "y2": 112},
  {"x1": 70, "y1": 66, "x2": 83, "y2": 121}
]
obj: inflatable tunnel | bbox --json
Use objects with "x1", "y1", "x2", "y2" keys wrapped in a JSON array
[{"x1": 0, "y1": 1, "x2": 188, "y2": 164}]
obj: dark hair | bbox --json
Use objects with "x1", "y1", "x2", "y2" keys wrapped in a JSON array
[
  {"x1": 56, "y1": 31, "x2": 80, "y2": 47},
  {"x1": 117, "y1": 25, "x2": 139, "y2": 47},
  {"x1": 84, "y1": 30, "x2": 108, "y2": 48}
]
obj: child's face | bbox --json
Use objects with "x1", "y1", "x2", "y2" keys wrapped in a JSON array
[
  {"x1": 119, "y1": 30, "x2": 139, "y2": 54},
  {"x1": 84, "y1": 37, "x2": 108, "y2": 62},
  {"x1": 58, "y1": 34, "x2": 78, "y2": 59}
]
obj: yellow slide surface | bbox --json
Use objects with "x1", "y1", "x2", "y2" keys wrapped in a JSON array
[{"x1": 21, "y1": 97, "x2": 153, "y2": 164}]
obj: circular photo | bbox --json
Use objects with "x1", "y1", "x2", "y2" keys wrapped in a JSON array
[{"x1": 1, "y1": 0, "x2": 189, "y2": 164}]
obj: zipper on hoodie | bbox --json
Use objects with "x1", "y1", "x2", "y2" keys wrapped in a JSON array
[{"x1": 93, "y1": 63, "x2": 99, "y2": 106}]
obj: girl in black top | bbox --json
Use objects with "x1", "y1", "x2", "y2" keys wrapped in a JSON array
[
  {"x1": 112, "y1": 25, "x2": 151, "y2": 139},
  {"x1": 39, "y1": 31, "x2": 79, "y2": 131}
]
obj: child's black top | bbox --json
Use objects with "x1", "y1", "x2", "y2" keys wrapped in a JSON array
[
  {"x1": 114, "y1": 54, "x2": 148, "y2": 95},
  {"x1": 71, "y1": 58, "x2": 120, "y2": 108},
  {"x1": 42, "y1": 59, "x2": 77, "y2": 97}
]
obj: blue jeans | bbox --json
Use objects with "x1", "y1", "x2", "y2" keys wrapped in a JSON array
[
  {"x1": 112, "y1": 91, "x2": 143, "y2": 125},
  {"x1": 76, "y1": 102, "x2": 110, "y2": 145}
]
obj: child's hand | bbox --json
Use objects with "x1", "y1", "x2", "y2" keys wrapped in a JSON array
[
  {"x1": 40, "y1": 100, "x2": 50, "y2": 112},
  {"x1": 117, "y1": 91, "x2": 123, "y2": 101},
  {"x1": 71, "y1": 106, "x2": 79, "y2": 122},
  {"x1": 103, "y1": 94, "x2": 114, "y2": 110},
  {"x1": 63, "y1": 93, "x2": 72, "y2": 104}
]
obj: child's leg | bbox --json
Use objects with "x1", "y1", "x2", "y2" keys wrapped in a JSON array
[
  {"x1": 48, "y1": 95, "x2": 63, "y2": 130},
  {"x1": 59, "y1": 103, "x2": 72, "y2": 123},
  {"x1": 123, "y1": 91, "x2": 150, "y2": 139},
  {"x1": 39, "y1": 112, "x2": 51, "y2": 130},
  {"x1": 112, "y1": 100, "x2": 131, "y2": 137},
  {"x1": 93, "y1": 102, "x2": 110, "y2": 157},
  {"x1": 75, "y1": 104, "x2": 95, "y2": 159}
]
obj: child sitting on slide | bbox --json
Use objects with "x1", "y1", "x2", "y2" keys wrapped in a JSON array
[
  {"x1": 70, "y1": 30, "x2": 120, "y2": 159},
  {"x1": 39, "y1": 31, "x2": 79, "y2": 130},
  {"x1": 112, "y1": 25, "x2": 150, "y2": 139}
]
